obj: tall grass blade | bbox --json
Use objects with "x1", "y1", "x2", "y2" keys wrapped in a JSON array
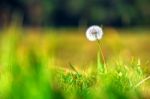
[{"x1": 97, "y1": 51, "x2": 104, "y2": 73}]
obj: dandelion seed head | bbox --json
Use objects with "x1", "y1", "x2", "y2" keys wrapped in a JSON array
[{"x1": 86, "y1": 25, "x2": 103, "y2": 41}]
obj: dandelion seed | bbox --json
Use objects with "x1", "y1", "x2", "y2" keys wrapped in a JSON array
[{"x1": 86, "y1": 25, "x2": 103, "y2": 41}]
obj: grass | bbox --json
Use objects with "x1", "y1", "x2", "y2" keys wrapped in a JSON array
[{"x1": 0, "y1": 26, "x2": 150, "y2": 99}]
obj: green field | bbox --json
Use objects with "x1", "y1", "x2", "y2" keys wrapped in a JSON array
[{"x1": 0, "y1": 27, "x2": 150, "y2": 99}]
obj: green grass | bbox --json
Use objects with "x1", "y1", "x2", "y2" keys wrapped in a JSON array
[{"x1": 0, "y1": 27, "x2": 150, "y2": 99}]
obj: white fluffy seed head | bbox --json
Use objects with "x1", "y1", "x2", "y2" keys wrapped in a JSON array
[{"x1": 86, "y1": 25, "x2": 103, "y2": 41}]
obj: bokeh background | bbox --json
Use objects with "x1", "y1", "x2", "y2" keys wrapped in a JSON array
[
  {"x1": 0, "y1": 0, "x2": 150, "y2": 99},
  {"x1": 0, "y1": 0, "x2": 150, "y2": 74},
  {"x1": 0, "y1": 0, "x2": 150, "y2": 72},
  {"x1": 0, "y1": 0, "x2": 150, "y2": 28}
]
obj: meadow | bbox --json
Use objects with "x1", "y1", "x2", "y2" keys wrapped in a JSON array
[{"x1": 0, "y1": 26, "x2": 150, "y2": 99}]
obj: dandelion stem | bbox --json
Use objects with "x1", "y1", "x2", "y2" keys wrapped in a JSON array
[
  {"x1": 96, "y1": 39, "x2": 106, "y2": 65},
  {"x1": 135, "y1": 75, "x2": 150, "y2": 88}
]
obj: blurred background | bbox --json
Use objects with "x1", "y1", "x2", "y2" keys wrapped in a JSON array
[
  {"x1": 0, "y1": 0, "x2": 150, "y2": 28},
  {"x1": 0, "y1": 0, "x2": 150, "y2": 99},
  {"x1": 0, "y1": 0, "x2": 150, "y2": 69},
  {"x1": 0, "y1": 0, "x2": 149, "y2": 69}
]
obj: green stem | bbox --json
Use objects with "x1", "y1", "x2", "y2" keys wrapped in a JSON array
[
  {"x1": 96, "y1": 39, "x2": 105, "y2": 65},
  {"x1": 135, "y1": 76, "x2": 150, "y2": 88}
]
